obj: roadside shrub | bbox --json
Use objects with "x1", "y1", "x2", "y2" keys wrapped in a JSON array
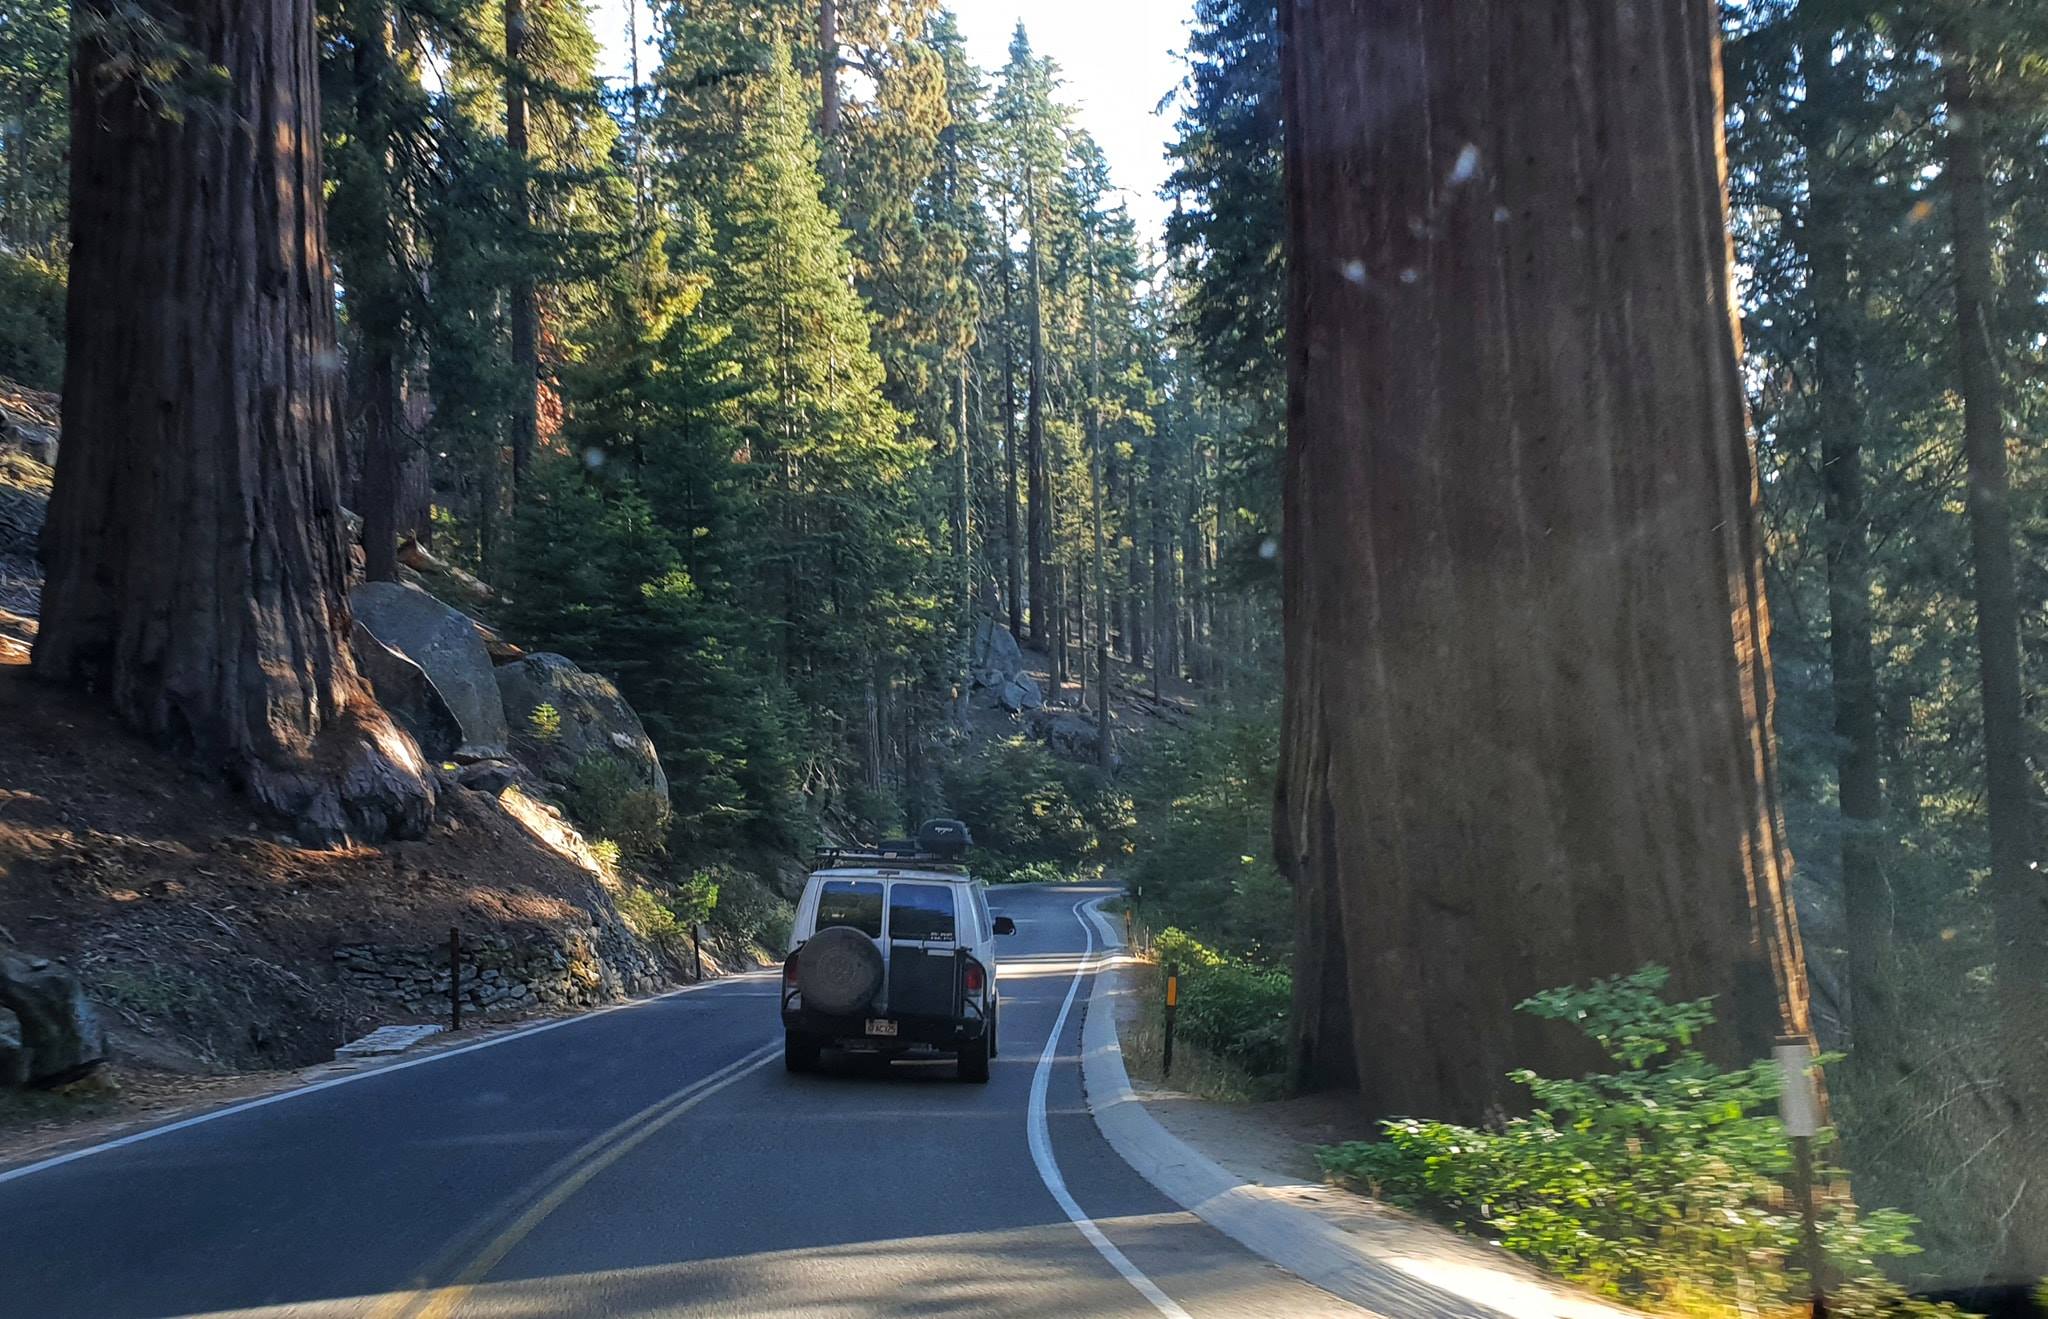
[
  {"x1": 0, "y1": 252, "x2": 65, "y2": 391},
  {"x1": 705, "y1": 863, "x2": 793, "y2": 951},
  {"x1": 1152, "y1": 927, "x2": 1290, "y2": 1077},
  {"x1": 566, "y1": 752, "x2": 670, "y2": 859},
  {"x1": 1317, "y1": 965, "x2": 1955, "y2": 1317},
  {"x1": 672, "y1": 869, "x2": 721, "y2": 926},
  {"x1": 614, "y1": 880, "x2": 685, "y2": 956}
]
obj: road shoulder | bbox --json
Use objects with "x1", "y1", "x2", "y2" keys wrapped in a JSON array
[{"x1": 1076, "y1": 901, "x2": 1640, "y2": 1319}]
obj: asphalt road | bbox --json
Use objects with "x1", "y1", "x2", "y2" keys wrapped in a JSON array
[{"x1": 0, "y1": 884, "x2": 1361, "y2": 1318}]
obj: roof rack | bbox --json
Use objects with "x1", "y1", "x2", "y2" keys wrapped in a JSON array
[
  {"x1": 810, "y1": 819, "x2": 973, "y2": 873},
  {"x1": 809, "y1": 845, "x2": 969, "y2": 872}
]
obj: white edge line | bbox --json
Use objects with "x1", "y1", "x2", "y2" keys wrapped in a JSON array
[
  {"x1": 1026, "y1": 896, "x2": 1194, "y2": 1319},
  {"x1": 0, "y1": 968, "x2": 778, "y2": 1187},
  {"x1": 1076, "y1": 900, "x2": 1636, "y2": 1319}
]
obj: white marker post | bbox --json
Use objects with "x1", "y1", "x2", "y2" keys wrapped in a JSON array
[{"x1": 1776, "y1": 1039, "x2": 1826, "y2": 1318}]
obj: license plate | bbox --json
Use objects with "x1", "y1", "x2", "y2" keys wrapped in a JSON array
[{"x1": 865, "y1": 1019, "x2": 898, "y2": 1037}]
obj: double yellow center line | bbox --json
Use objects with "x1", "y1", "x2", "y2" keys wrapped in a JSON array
[{"x1": 371, "y1": 1038, "x2": 782, "y2": 1319}]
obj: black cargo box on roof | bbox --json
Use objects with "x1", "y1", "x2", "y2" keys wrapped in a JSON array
[{"x1": 916, "y1": 819, "x2": 972, "y2": 859}]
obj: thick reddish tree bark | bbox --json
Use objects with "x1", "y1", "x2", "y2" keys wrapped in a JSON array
[
  {"x1": 1275, "y1": 0, "x2": 1811, "y2": 1117},
  {"x1": 39, "y1": 0, "x2": 435, "y2": 843}
]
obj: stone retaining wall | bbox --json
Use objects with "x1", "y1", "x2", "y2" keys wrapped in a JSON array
[{"x1": 333, "y1": 922, "x2": 671, "y2": 1019}]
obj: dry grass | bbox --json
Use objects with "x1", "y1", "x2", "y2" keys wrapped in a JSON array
[{"x1": 1114, "y1": 956, "x2": 1281, "y2": 1103}]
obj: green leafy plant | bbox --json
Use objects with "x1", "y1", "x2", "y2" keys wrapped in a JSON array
[
  {"x1": 528, "y1": 702, "x2": 563, "y2": 743},
  {"x1": 1316, "y1": 966, "x2": 1956, "y2": 1316},
  {"x1": 1151, "y1": 927, "x2": 1291, "y2": 1077},
  {"x1": 672, "y1": 870, "x2": 721, "y2": 927},
  {"x1": 705, "y1": 864, "x2": 792, "y2": 952},
  {"x1": 566, "y1": 753, "x2": 669, "y2": 859},
  {"x1": 0, "y1": 252, "x2": 65, "y2": 390}
]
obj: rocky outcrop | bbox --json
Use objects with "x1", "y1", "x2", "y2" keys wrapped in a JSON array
[
  {"x1": 997, "y1": 673, "x2": 1044, "y2": 713},
  {"x1": 0, "y1": 951, "x2": 108, "y2": 1086},
  {"x1": 0, "y1": 1008, "x2": 28, "y2": 1087},
  {"x1": 496, "y1": 653, "x2": 668, "y2": 805},
  {"x1": 351, "y1": 619, "x2": 465, "y2": 762},
  {"x1": 971, "y1": 616, "x2": 1026, "y2": 688},
  {"x1": 349, "y1": 581, "x2": 510, "y2": 761}
]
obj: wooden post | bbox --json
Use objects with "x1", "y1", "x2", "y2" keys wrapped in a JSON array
[
  {"x1": 449, "y1": 926, "x2": 463, "y2": 1031},
  {"x1": 693, "y1": 924, "x2": 704, "y2": 983}
]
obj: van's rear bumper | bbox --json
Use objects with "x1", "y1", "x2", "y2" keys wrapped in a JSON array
[{"x1": 781, "y1": 1007, "x2": 986, "y2": 1049}]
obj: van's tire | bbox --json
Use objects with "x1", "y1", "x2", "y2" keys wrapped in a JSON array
[
  {"x1": 797, "y1": 926, "x2": 884, "y2": 1016},
  {"x1": 988, "y1": 1000, "x2": 999, "y2": 1057},
  {"x1": 785, "y1": 1030, "x2": 822, "y2": 1074},
  {"x1": 958, "y1": 1029, "x2": 991, "y2": 1083}
]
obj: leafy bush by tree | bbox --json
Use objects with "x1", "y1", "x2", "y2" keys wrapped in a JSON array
[
  {"x1": 1317, "y1": 966, "x2": 1954, "y2": 1316},
  {"x1": 1151, "y1": 927, "x2": 1291, "y2": 1077},
  {"x1": 565, "y1": 753, "x2": 670, "y2": 860},
  {"x1": 703, "y1": 863, "x2": 793, "y2": 952},
  {"x1": 0, "y1": 252, "x2": 64, "y2": 390}
]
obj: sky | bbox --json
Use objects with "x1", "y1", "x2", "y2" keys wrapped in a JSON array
[{"x1": 592, "y1": 1, "x2": 1194, "y2": 241}]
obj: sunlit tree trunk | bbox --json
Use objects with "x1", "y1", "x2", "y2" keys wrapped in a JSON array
[
  {"x1": 41, "y1": 0, "x2": 435, "y2": 844},
  {"x1": 1276, "y1": 0, "x2": 1812, "y2": 1114}
]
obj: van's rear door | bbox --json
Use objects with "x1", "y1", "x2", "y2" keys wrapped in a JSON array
[{"x1": 885, "y1": 881, "x2": 961, "y2": 1018}]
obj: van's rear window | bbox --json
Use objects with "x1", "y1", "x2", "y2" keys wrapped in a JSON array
[
  {"x1": 815, "y1": 881, "x2": 884, "y2": 937},
  {"x1": 888, "y1": 883, "x2": 956, "y2": 941}
]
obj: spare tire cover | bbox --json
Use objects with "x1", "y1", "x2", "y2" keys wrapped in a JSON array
[{"x1": 799, "y1": 925, "x2": 885, "y2": 1015}]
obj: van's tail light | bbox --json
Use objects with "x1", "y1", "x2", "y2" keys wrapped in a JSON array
[
  {"x1": 962, "y1": 958, "x2": 985, "y2": 996},
  {"x1": 783, "y1": 952, "x2": 800, "y2": 987}
]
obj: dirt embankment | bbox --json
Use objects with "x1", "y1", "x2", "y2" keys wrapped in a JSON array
[
  {"x1": 0, "y1": 654, "x2": 786, "y2": 1179},
  {"x1": 5, "y1": 659, "x2": 719, "y2": 1056}
]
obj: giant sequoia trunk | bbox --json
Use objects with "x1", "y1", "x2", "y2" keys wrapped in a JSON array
[
  {"x1": 39, "y1": 0, "x2": 435, "y2": 844},
  {"x1": 1276, "y1": 0, "x2": 1811, "y2": 1116}
]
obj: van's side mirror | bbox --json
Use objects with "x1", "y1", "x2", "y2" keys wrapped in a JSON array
[{"x1": 993, "y1": 916, "x2": 1016, "y2": 936}]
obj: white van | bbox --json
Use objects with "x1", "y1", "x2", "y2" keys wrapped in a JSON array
[{"x1": 780, "y1": 822, "x2": 1014, "y2": 1082}]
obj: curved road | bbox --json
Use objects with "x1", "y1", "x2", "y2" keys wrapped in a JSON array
[{"x1": 1, "y1": 884, "x2": 1361, "y2": 1318}]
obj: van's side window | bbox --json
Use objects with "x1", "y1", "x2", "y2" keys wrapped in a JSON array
[
  {"x1": 888, "y1": 883, "x2": 957, "y2": 941},
  {"x1": 972, "y1": 887, "x2": 994, "y2": 942},
  {"x1": 815, "y1": 881, "x2": 884, "y2": 937}
]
